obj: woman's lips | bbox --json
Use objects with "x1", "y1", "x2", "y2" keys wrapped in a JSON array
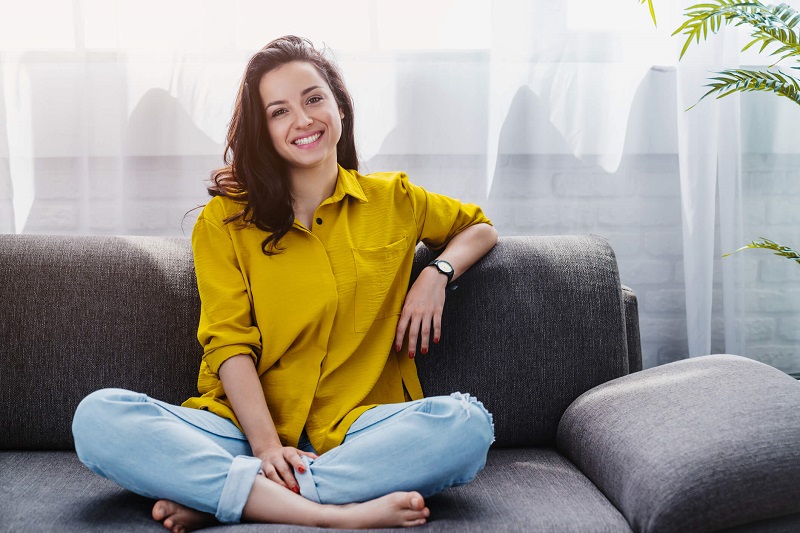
[{"x1": 292, "y1": 131, "x2": 323, "y2": 147}]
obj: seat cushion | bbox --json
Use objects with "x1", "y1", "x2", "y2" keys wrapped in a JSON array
[{"x1": 1, "y1": 449, "x2": 631, "y2": 532}]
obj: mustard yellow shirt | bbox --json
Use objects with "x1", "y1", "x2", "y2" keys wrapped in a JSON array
[{"x1": 182, "y1": 166, "x2": 491, "y2": 454}]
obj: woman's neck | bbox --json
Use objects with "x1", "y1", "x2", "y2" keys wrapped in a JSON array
[{"x1": 290, "y1": 163, "x2": 339, "y2": 220}]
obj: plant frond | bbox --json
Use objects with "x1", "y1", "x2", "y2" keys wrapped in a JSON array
[
  {"x1": 723, "y1": 238, "x2": 800, "y2": 266},
  {"x1": 640, "y1": 0, "x2": 657, "y2": 27},
  {"x1": 688, "y1": 68, "x2": 800, "y2": 109},
  {"x1": 673, "y1": 1, "x2": 800, "y2": 63},
  {"x1": 742, "y1": 3, "x2": 800, "y2": 64},
  {"x1": 673, "y1": 1, "x2": 766, "y2": 58}
]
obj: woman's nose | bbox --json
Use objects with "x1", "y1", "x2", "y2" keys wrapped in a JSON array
[{"x1": 294, "y1": 110, "x2": 313, "y2": 128}]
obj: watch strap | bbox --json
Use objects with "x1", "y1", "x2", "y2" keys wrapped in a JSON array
[{"x1": 428, "y1": 259, "x2": 457, "y2": 290}]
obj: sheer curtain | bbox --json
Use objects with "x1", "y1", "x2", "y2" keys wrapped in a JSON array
[{"x1": 1, "y1": 0, "x2": 797, "y2": 372}]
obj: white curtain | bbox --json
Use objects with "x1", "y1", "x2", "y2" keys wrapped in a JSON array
[
  {"x1": 674, "y1": 4, "x2": 743, "y2": 358},
  {"x1": 1, "y1": 0, "x2": 797, "y2": 372}
]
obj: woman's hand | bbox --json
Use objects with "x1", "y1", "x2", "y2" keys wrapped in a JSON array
[
  {"x1": 394, "y1": 267, "x2": 448, "y2": 358},
  {"x1": 255, "y1": 445, "x2": 318, "y2": 493}
]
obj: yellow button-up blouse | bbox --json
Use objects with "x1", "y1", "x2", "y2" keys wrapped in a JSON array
[{"x1": 182, "y1": 166, "x2": 491, "y2": 454}]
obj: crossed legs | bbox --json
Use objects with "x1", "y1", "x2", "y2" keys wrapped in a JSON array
[{"x1": 72, "y1": 389, "x2": 493, "y2": 531}]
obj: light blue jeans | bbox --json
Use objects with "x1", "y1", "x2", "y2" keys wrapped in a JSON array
[{"x1": 72, "y1": 389, "x2": 494, "y2": 524}]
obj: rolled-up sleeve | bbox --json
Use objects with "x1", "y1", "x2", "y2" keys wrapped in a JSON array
[
  {"x1": 402, "y1": 175, "x2": 492, "y2": 250},
  {"x1": 192, "y1": 213, "x2": 261, "y2": 376}
]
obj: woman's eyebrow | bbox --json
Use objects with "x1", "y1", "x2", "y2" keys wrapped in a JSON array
[{"x1": 265, "y1": 86, "x2": 324, "y2": 110}]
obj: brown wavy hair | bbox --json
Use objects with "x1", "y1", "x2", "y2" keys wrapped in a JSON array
[{"x1": 209, "y1": 35, "x2": 358, "y2": 255}]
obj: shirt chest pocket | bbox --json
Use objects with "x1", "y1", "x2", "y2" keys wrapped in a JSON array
[{"x1": 352, "y1": 236, "x2": 409, "y2": 333}]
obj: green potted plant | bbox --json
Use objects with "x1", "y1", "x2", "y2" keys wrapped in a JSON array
[{"x1": 645, "y1": 0, "x2": 800, "y2": 264}]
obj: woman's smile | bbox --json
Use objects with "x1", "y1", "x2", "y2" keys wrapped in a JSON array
[{"x1": 292, "y1": 131, "x2": 323, "y2": 147}]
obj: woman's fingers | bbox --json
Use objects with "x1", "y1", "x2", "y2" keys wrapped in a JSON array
[
  {"x1": 284, "y1": 448, "x2": 309, "y2": 475},
  {"x1": 261, "y1": 463, "x2": 288, "y2": 488},
  {"x1": 396, "y1": 268, "x2": 447, "y2": 357},
  {"x1": 419, "y1": 316, "x2": 432, "y2": 355},
  {"x1": 394, "y1": 313, "x2": 409, "y2": 353},
  {"x1": 273, "y1": 460, "x2": 299, "y2": 492},
  {"x1": 397, "y1": 307, "x2": 443, "y2": 358},
  {"x1": 406, "y1": 314, "x2": 420, "y2": 358},
  {"x1": 260, "y1": 448, "x2": 307, "y2": 493}
]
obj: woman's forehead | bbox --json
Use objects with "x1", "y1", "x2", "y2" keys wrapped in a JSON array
[{"x1": 259, "y1": 61, "x2": 330, "y2": 100}]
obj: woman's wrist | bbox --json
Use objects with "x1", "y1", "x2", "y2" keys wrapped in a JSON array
[
  {"x1": 251, "y1": 437, "x2": 285, "y2": 457},
  {"x1": 422, "y1": 265, "x2": 450, "y2": 288}
]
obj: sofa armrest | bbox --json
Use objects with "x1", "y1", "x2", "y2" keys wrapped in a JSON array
[
  {"x1": 556, "y1": 354, "x2": 800, "y2": 533},
  {"x1": 621, "y1": 285, "x2": 642, "y2": 373}
]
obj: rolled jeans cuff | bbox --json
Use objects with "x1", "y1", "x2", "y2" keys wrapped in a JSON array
[
  {"x1": 215, "y1": 455, "x2": 263, "y2": 523},
  {"x1": 296, "y1": 455, "x2": 321, "y2": 503}
]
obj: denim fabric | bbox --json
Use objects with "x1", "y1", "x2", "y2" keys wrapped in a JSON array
[
  {"x1": 72, "y1": 389, "x2": 261, "y2": 523},
  {"x1": 72, "y1": 389, "x2": 494, "y2": 522}
]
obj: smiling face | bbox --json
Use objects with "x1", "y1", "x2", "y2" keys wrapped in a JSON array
[{"x1": 259, "y1": 61, "x2": 344, "y2": 177}]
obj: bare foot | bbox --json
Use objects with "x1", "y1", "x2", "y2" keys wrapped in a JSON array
[
  {"x1": 152, "y1": 499, "x2": 217, "y2": 533},
  {"x1": 323, "y1": 491, "x2": 430, "y2": 529}
]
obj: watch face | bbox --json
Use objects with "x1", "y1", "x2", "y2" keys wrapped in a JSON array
[{"x1": 437, "y1": 261, "x2": 454, "y2": 273}]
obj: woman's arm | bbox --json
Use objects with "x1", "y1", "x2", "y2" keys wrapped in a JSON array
[
  {"x1": 394, "y1": 222, "x2": 498, "y2": 357},
  {"x1": 219, "y1": 354, "x2": 317, "y2": 493}
]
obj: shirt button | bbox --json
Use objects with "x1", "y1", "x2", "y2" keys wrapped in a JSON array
[{"x1": 316, "y1": 218, "x2": 323, "y2": 225}]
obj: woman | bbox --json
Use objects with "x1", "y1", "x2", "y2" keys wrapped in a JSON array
[{"x1": 73, "y1": 35, "x2": 497, "y2": 532}]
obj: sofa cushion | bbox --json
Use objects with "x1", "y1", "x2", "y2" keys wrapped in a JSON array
[
  {"x1": 0, "y1": 235, "x2": 201, "y2": 450},
  {"x1": 413, "y1": 235, "x2": 631, "y2": 447},
  {"x1": 0, "y1": 449, "x2": 632, "y2": 532},
  {"x1": 557, "y1": 354, "x2": 800, "y2": 533}
]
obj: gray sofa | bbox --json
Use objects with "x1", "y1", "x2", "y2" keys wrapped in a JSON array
[{"x1": 1, "y1": 233, "x2": 799, "y2": 533}]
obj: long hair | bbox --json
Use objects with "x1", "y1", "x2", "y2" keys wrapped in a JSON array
[{"x1": 209, "y1": 36, "x2": 358, "y2": 255}]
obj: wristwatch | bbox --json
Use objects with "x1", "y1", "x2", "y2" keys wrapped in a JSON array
[{"x1": 428, "y1": 259, "x2": 456, "y2": 289}]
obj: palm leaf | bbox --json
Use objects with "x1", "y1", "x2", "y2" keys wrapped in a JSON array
[
  {"x1": 672, "y1": 1, "x2": 800, "y2": 63},
  {"x1": 640, "y1": 0, "x2": 657, "y2": 26},
  {"x1": 738, "y1": 3, "x2": 800, "y2": 64},
  {"x1": 723, "y1": 238, "x2": 800, "y2": 266},
  {"x1": 673, "y1": 1, "x2": 765, "y2": 59},
  {"x1": 688, "y1": 68, "x2": 800, "y2": 108}
]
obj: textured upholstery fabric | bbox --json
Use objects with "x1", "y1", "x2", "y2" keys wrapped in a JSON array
[
  {"x1": 0, "y1": 235, "x2": 201, "y2": 450},
  {"x1": 0, "y1": 449, "x2": 632, "y2": 533},
  {"x1": 5, "y1": 233, "x2": 799, "y2": 532},
  {"x1": 1, "y1": 452, "x2": 160, "y2": 532},
  {"x1": 413, "y1": 235, "x2": 631, "y2": 447},
  {"x1": 557, "y1": 354, "x2": 800, "y2": 533},
  {"x1": 1, "y1": 234, "x2": 634, "y2": 450}
]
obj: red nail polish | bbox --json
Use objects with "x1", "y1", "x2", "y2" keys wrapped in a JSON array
[
  {"x1": 298, "y1": 466, "x2": 306, "y2": 474},
  {"x1": 434, "y1": 337, "x2": 439, "y2": 344},
  {"x1": 421, "y1": 347, "x2": 427, "y2": 355},
  {"x1": 395, "y1": 345, "x2": 401, "y2": 352},
  {"x1": 409, "y1": 352, "x2": 415, "y2": 359}
]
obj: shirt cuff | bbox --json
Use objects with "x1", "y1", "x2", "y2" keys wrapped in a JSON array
[{"x1": 203, "y1": 344, "x2": 258, "y2": 375}]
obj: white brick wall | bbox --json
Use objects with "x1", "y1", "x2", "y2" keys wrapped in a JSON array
[{"x1": 5, "y1": 151, "x2": 799, "y2": 373}]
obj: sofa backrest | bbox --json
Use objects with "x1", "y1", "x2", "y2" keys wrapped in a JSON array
[
  {"x1": 413, "y1": 235, "x2": 633, "y2": 447},
  {"x1": 0, "y1": 234, "x2": 636, "y2": 451}
]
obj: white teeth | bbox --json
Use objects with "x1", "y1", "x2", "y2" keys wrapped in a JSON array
[{"x1": 294, "y1": 133, "x2": 321, "y2": 145}]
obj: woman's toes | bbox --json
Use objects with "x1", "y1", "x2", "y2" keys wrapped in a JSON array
[
  {"x1": 408, "y1": 492, "x2": 425, "y2": 510},
  {"x1": 152, "y1": 502, "x2": 166, "y2": 521}
]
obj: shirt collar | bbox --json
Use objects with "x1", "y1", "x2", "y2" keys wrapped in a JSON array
[{"x1": 330, "y1": 165, "x2": 368, "y2": 204}]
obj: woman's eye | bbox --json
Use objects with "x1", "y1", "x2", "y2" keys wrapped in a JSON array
[
  {"x1": 307, "y1": 96, "x2": 323, "y2": 104},
  {"x1": 271, "y1": 108, "x2": 287, "y2": 118}
]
